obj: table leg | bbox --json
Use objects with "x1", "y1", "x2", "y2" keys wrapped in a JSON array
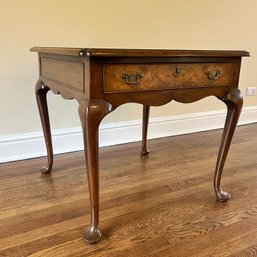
[
  {"x1": 35, "y1": 79, "x2": 53, "y2": 174},
  {"x1": 141, "y1": 105, "x2": 150, "y2": 155},
  {"x1": 214, "y1": 89, "x2": 243, "y2": 201},
  {"x1": 78, "y1": 99, "x2": 113, "y2": 244}
]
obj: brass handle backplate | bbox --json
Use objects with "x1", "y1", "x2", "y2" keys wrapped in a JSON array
[
  {"x1": 121, "y1": 72, "x2": 144, "y2": 85},
  {"x1": 205, "y1": 69, "x2": 221, "y2": 80}
]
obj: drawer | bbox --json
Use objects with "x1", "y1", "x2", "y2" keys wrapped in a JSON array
[{"x1": 104, "y1": 63, "x2": 233, "y2": 93}]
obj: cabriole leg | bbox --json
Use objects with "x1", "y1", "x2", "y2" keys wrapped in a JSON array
[
  {"x1": 78, "y1": 99, "x2": 113, "y2": 244},
  {"x1": 35, "y1": 79, "x2": 53, "y2": 174},
  {"x1": 214, "y1": 89, "x2": 243, "y2": 201},
  {"x1": 141, "y1": 105, "x2": 150, "y2": 155}
]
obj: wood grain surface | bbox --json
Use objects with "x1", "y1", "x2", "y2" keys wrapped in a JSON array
[
  {"x1": 41, "y1": 58, "x2": 84, "y2": 92},
  {"x1": 104, "y1": 63, "x2": 232, "y2": 93},
  {"x1": 30, "y1": 47, "x2": 250, "y2": 58},
  {"x1": 1, "y1": 123, "x2": 257, "y2": 257}
]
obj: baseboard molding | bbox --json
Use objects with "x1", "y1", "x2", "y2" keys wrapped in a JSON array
[{"x1": 0, "y1": 106, "x2": 257, "y2": 163}]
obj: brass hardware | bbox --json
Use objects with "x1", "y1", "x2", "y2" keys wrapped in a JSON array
[
  {"x1": 205, "y1": 69, "x2": 221, "y2": 80},
  {"x1": 172, "y1": 65, "x2": 180, "y2": 77},
  {"x1": 121, "y1": 72, "x2": 144, "y2": 85}
]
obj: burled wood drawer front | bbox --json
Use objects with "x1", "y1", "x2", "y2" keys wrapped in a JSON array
[
  {"x1": 104, "y1": 63, "x2": 232, "y2": 93},
  {"x1": 41, "y1": 58, "x2": 84, "y2": 91}
]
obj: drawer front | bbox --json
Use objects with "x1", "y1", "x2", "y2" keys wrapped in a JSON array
[{"x1": 104, "y1": 63, "x2": 232, "y2": 93}]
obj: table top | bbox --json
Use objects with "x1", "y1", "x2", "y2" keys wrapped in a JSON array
[{"x1": 30, "y1": 47, "x2": 250, "y2": 58}]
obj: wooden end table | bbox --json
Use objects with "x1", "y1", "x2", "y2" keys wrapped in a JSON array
[{"x1": 31, "y1": 47, "x2": 249, "y2": 243}]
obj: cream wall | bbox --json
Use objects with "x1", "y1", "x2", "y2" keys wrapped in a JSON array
[{"x1": 0, "y1": 0, "x2": 256, "y2": 136}]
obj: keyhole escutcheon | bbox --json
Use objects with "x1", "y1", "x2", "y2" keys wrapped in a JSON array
[{"x1": 172, "y1": 65, "x2": 180, "y2": 77}]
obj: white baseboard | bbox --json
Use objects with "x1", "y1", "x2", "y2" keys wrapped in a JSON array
[{"x1": 0, "y1": 106, "x2": 257, "y2": 163}]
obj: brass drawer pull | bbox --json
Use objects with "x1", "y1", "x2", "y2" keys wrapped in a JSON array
[
  {"x1": 121, "y1": 72, "x2": 144, "y2": 85},
  {"x1": 172, "y1": 65, "x2": 180, "y2": 77},
  {"x1": 205, "y1": 69, "x2": 221, "y2": 80}
]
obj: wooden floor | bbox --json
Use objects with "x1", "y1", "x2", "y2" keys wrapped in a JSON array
[{"x1": 1, "y1": 124, "x2": 257, "y2": 257}]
